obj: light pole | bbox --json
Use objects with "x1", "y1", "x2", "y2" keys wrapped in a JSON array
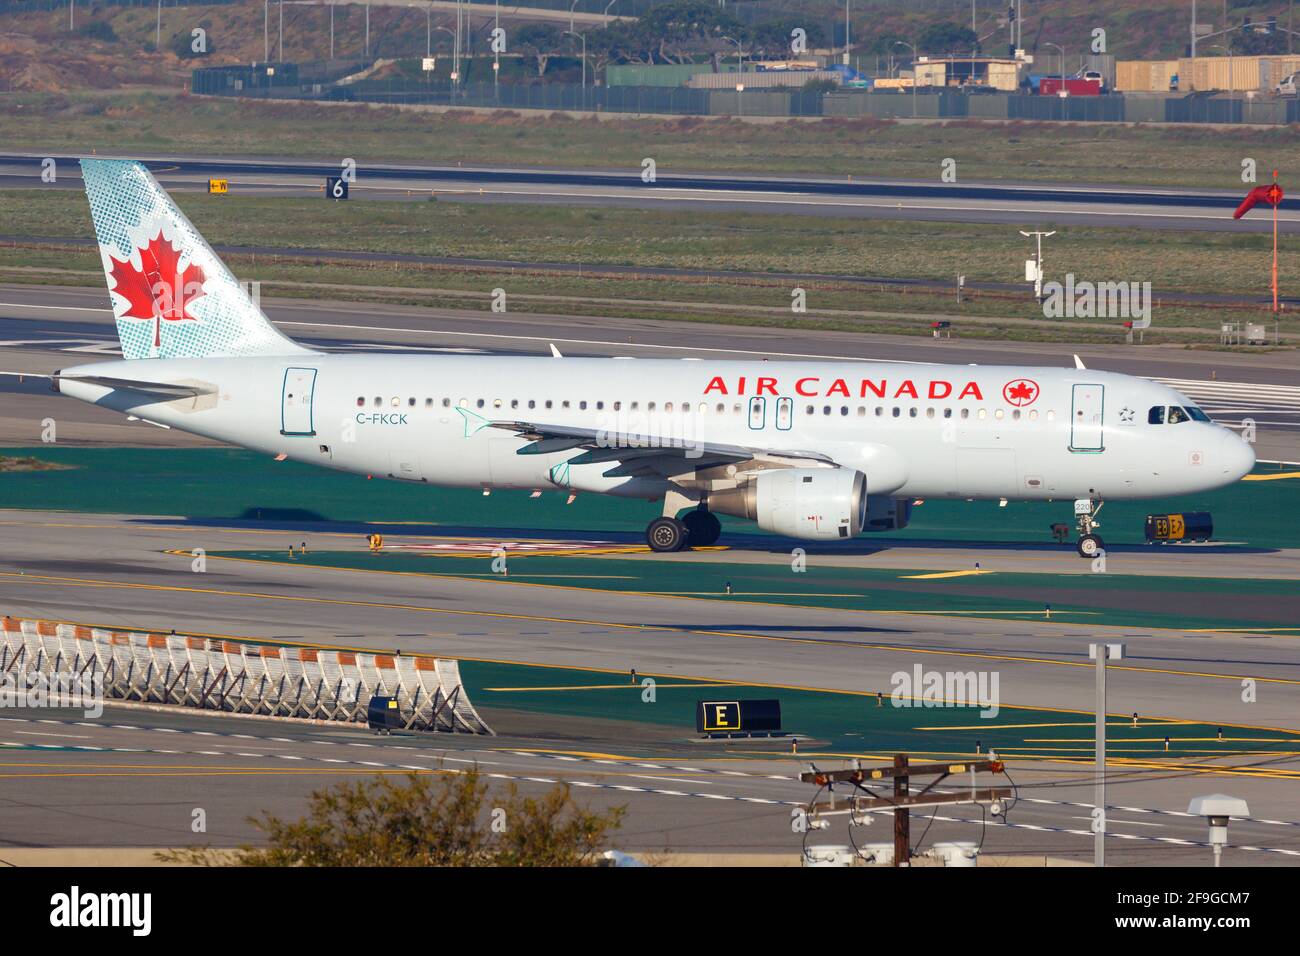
[
  {"x1": 569, "y1": 0, "x2": 580, "y2": 33},
  {"x1": 264, "y1": 0, "x2": 269, "y2": 61},
  {"x1": 278, "y1": 0, "x2": 284, "y2": 62},
  {"x1": 156, "y1": 0, "x2": 162, "y2": 51},
  {"x1": 564, "y1": 30, "x2": 587, "y2": 90},
  {"x1": 894, "y1": 40, "x2": 917, "y2": 117},
  {"x1": 1044, "y1": 41, "x2": 1064, "y2": 86},
  {"x1": 603, "y1": 0, "x2": 618, "y2": 14},
  {"x1": 843, "y1": 0, "x2": 850, "y2": 66},
  {"x1": 720, "y1": 34, "x2": 744, "y2": 74},
  {"x1": 1089, "y1": 642, "x2": 1124, "y2": 868}
]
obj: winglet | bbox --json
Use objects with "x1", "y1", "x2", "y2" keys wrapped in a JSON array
[
  {"x1": 1073, "y1": 354, "x2": 1086, "y2": 370},
  {"x1": 549, "y1": 343, "x2": 563, "y2": 358}
]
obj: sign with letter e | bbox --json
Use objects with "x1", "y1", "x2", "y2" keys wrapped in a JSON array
[{"x1": 698, "y1": 700, "x2": 741, "y2": 733}]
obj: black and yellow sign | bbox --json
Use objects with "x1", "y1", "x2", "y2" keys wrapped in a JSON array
[
  {"x1": 696, "y1": 698, "x2": 782, "y2": 735},
  {"x1": 698, "y1": 700, "x2": 741, "y2": 732},
  {"x1": 208, "y1": 178, "x2": 228, "y2": 195},
  {"x1": 1145, "y1": 511, "x2": 1213, "y2": 542}
]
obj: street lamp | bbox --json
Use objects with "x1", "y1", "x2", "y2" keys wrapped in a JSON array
[
  {"x1": 720, "y1": 34, "x2": 744, "y2": 74},
  {"x1": 893, "y1": 40, "x2": 917, "y2": 117},
  {"x1": 569, "y1": 0, "x2": 580, "y2": 33},
  {"x1": 1044, "y1": 41, "x2": 1065, "y2": 87},
  {"x1": 564, "y1": 30, "x2": 587, "y2": 90}
]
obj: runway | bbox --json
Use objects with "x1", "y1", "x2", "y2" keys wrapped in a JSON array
[
  {"x1": 2, "y1": 284, "x2": 1297, "y2": 459},
  {"x1": 2, "y1": 511, "x2": 1300, "y2": 864},
  {"x1": 0, "y1": 152, "x2": 1291, "y2": 232}
]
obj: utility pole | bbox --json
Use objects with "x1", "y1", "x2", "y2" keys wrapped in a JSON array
[
  {"x1": 1089, "y1": 642, "x2": 1124, "y2": 867},
  {"x1": 330, "y1": 3, "x2": 335, "y2": 60},
  {"x1": 892, "y1": 754, "x2": 909, "y2": 867},
  {"x1": 278, "y1": 0, "x2": 283, "y2": 62},
  {"x1": 365, "y1": 1, "x2": 370, "y2": 58},
  {"x1": 69, "y1": 0, "x2": 73, "y2": 31},
  {"x1": 800, "y1": 757, "x2": 1011, "y2": 868},
  {"x1": 156, "y1": 0, "x2": 161, "y2": 51},
  {"x1": 264, "y1": 0, "x2": 269, "y2": 62},
  {"x1": 1192, "y1": 0, "x2": 1198, "y2": 57}
]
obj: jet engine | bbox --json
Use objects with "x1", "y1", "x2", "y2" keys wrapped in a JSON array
[{"x1": 707, "y1": 467, "x2": 867, "y2": 540}]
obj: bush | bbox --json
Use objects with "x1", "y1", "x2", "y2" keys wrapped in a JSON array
[
  {"x1": 157, "y1": 770, "x2": 626, "y2": 867},
  {"x1": 77, "y1": 19, "x2": 118, "y2": 43}
]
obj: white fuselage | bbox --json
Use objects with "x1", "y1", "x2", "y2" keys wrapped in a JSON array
[{"x1": 56, "y1": 353, "x2": 1255, "y2": 505}]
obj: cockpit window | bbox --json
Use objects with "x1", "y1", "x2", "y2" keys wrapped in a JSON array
[
  {"x1": 1148, "y1": 406, "x2": 1164, "y2": 424},
  {"x1": 1167, "y1": 406, "x2": 1189, "y2": 424},
  {"x1": 1186, "y1": 406, "x2": 1211, "y2": 422}
]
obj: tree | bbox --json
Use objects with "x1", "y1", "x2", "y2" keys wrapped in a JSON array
[
  {"x1": 157, "y1": 770, "x2": 626, "y2": 867},
  {"x1": 1230, "y1": 25, "x2": 1289, "y2": 55},
  {"x1": 748, "y1": 19, "x2": 827, "y2": 60},
  {"x1": 917, "y1": 21, "x2": 978, "y2": 55},
  {"x1": 639, "y1": 0, "x2": 743, "y2": 64},
  {"x1": 588, "y1": 19, "x2": 656, "y2": 71},
  {"x1": 516, "y1": 22, "x2": 563, "y2": 77}
]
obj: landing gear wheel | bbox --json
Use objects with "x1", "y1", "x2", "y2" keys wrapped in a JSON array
[
  {"x1": 682, "y1": 510, "x2": 722, "y2": 547},
  {"x1": 647, "y1": 516, "x2": 689, "y2": 552},
  {"x1": 1077, "y1": 533, "x2": 1105, "y2": 558}
]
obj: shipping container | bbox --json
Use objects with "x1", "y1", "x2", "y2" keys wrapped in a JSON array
[
  {"x1": 1115, "y1": 59, "x2": 1178, "y2": 93},
  {"x1": 1179, "y1": 55, "x2": 1264, "y2": 92},
  {"x1": 685, "y1": 70, "x2": 841, "y2": 89},
  {"x1": 1038, "y1": 76, "x2": 1102, "y2": 96},
  {"x1": 606, "y1": 63, "x2": 721, "y2": 88}
]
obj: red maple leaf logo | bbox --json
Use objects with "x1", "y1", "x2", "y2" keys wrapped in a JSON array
[
  {"x1": 1003, "y1": 379, "x2": 1039, "y2": 406},
  {"x1": 107, "y1": 231, "x2": 206, "y2": 348}
]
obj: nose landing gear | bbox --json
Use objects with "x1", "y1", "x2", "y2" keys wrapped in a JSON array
[{"x1": 1073, "y1": 497, "x2": 1105, "y2": 558}]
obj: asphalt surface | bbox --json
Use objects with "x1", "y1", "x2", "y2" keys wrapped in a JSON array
[
  {"x1": 1, "y1": 153, "x2": 1293, "y2": 232},
  {"x1": 1, "y1": 284, "x2": 1298, "y2": 864},
  {"x1": 2, "y1": 512, "x2": 1300, "y2": 864},
  {"x1": 2, "y1": 284, "x2": 1297, "y2": 459}
]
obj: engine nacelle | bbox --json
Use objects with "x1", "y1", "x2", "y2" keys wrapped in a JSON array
[
  {"x1": 708, "y1": 468, "x2": 867, "y2": 541},
  {"x1": 863, "y1": 495, "x2": 912, "y2": 532}
]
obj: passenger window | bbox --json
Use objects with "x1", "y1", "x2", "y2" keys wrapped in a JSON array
[
  {"x1": 408, "y1": 397, "x2": 416, "y2": 407},
  {"x1": 960, "y1": 408, "x2": 970, "y2": 419},
  {"x1": 391, "y1": 397, "x2": 401, "y2": 408},
  {"x1": 665, "y1": 402, "x2": 673, "y2": 413},
  {"x1": 891, "y1": 407, "x2": 900, "y2": 418},
  {"x1": 356, "y1": 397, "x2": 364, "y2": 407}
]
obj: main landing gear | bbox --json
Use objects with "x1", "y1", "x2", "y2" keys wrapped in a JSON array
[
  {"x1": 646, "y1": 507, "x2": 722, "y2": 552},
  {"x1": 1073, "y1": 497, "x2": 1105, "y2": 559}
]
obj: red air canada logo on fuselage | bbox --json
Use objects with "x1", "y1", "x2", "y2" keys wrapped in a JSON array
[
  {"x1": 702, "y1": 376, "x2": 985, "y2": 401},
  {"x1": 1002, "y1": 378, "x2": 1040, "y2": 407}
]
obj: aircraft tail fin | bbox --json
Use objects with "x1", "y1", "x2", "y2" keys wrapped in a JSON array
[{"x1": 80, "y1": 159, "x2": 312, "y2": 361}]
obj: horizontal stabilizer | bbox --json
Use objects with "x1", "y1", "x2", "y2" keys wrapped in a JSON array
[{"x1": 55, "y1": 373, "x2": 214, "y2": 399}]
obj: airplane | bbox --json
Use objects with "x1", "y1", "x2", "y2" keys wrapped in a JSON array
[{"x1": 33, "y1": 160, "x2": 1256, "y2": 557}]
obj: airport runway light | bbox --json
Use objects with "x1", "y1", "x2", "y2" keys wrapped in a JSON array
[
  {"x1": 1188, "y1": 794, "x2": 1249, "y2": 867},
  {"x1": 1089, "y1": 642, "x2": 1123, "y2": 867}
]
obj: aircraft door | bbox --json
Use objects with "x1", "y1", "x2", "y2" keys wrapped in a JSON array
[
  {"x1": 281, "y1": 367, "x2": 317, "y2": 436},
  {"x1": 1070, "y1": 383, "x2": 1104, "y2": 452}
]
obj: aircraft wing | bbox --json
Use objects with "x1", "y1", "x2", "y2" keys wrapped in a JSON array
[{"x1": 488, "y1": 420, "x2": 837, "y2": 476}]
